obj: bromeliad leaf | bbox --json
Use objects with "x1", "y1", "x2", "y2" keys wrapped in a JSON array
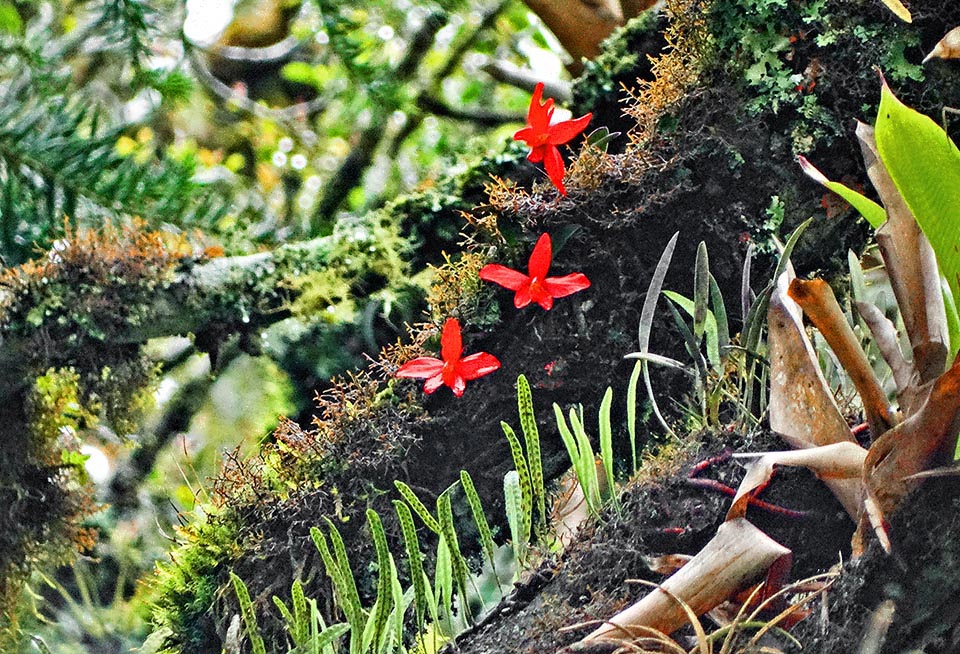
[
  {"x1": 875, "y1": 80, "x2": 960, "y2": 316},
  {"x1": 798, "y1": 156, "x2": 887, "y2": 228}
]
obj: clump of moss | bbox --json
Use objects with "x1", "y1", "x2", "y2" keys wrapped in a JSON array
[
  {"x1": 0, "y1": 221, "x2": 199, "y2": 639},
  {"x1": 0, "y1": 368, "x2": 99, "y2": 641},
  {"x1": 573, "y1": 10, "x2": 668, "y2": 133}
]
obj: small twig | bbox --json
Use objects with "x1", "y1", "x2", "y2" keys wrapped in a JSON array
[
  {"x1": 482, "y1": 60, "x2": 572, "y2": 103},
  {"x1": 184, "y1": 36, "x2": 326, "y2": 130},
  {"x1": 416, "y1": 93, "x2": 522, "y2": 126}
]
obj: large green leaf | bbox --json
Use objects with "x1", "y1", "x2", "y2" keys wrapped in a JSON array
[{"x1": 875, "y1": 82, "x2": 960, "y2": 307}]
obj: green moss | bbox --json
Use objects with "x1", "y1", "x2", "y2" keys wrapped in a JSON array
[
  {"x1": 706, "y1": 0, "x2": 928, "y2": 153},
  {"x1": 149, "y1": 510, "x2": 245, "y2": 653}
]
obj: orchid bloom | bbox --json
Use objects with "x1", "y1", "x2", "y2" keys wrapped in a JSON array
[
  {"x1": 513, "y1": 82, "x2": 592, "y2": 196},
  {"x1": 479, "y1": 233, "x2": 591, "y2": 310},
  {"x1": 395, "y1": 318, "x2": 500, "y2": 397}
]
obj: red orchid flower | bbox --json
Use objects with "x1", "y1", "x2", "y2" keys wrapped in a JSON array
[
  {"x1": 513, "y1": 82, "x2": 592, "y2": 196},
  {"x1": 395, "y1": 317, "x2": 500, "y2": 397},
  {"x1": 479, "y1": 233, "x2": 591, "y2": 310}
]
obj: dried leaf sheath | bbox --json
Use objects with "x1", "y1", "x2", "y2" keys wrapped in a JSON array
[
  {"x1": 787, "y1": 278, "x2": 895, "y2": 438},
  {"x1": 579, "y1": 519, "x2": 791, "y2": 643}
]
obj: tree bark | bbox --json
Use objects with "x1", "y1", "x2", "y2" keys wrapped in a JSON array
[{"x1": 521, "y1": 0, "x2": 624, "y2": 71}]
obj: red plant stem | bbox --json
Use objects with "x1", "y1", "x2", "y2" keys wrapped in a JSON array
[
  {"x1": 685, "y1": 478, "x2": 809, "y2": 519},
  {"x1": 687, "y1": 449, "x2": 809, "y2": 519}
]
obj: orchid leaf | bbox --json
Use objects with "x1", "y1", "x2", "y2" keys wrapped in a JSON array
[
  {"x1": 875, "y1": 82, "x2": 960, "y2": 313},
  {"x1": 693, "y1": 241, "x2": 710, "y2": 340},
  {"x1": 709, "y1": 274, "x2": 730, "y2": 361},
  {"x1": 585, "y1": 126, "x2": 620, "y2": 152},
  {"x1": 741, "y1": 241, "x2": 755, "y2": 320},
  {"x1": 638, "y1": 232, "x2": 679, "y2": 435},
  {"x1": 624, "y1": 351, "x2": 693, "y2": 372},
  {"x1": 598, "y1": 387, "x2": 615, "y2": 506},
  {"x1": 664, "y1": 290, "x2": 720, "y2": 372},
  {"x1": 798, "y1": 156, "x2": 887, "y2": 228}
]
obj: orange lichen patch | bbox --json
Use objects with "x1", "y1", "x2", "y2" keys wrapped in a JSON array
[
  {"x1": 460, "y1": 209, "x2": 503, "y2": 243},
  {"x1": 622, "y1": 0, "x2": 711, "y2": 147}
]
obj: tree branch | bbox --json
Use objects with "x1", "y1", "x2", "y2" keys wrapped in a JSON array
[{"x1": 521, "y1": 0, "x2": 624, "y2": 72}]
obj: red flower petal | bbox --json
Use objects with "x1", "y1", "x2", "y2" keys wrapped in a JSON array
[
  {"x1": 526, "y1": 145, "x2": 546, "y2": 164},
  {"x1": 544, "y1": 273, "x2": 591, "y2": 298},
  {"x1": 528, "y1": 233, "x2": 552, "y2": 280},
  {"x1": 543, "y1": 145, "x2": 567, "y2": 195},
  {"x1": 513, "y1": 126, "x2": 535, "y2": 145},
  {"x1": 449, "y1": 374, "x2": 467, "y2": 397},
  {"x1": 440, "y1": 317, "x2": 462, "y2": 362},
  {"x1": 423, "y1": 373, "x2": 445, "y2": 394},
  {"x1": 396, "y1": 357, "x2": 444, "y2": 379},
  {"x1": 479, "y1": 264, "x2": 529, "y2": 291},
  {"x1": 533, "y1": 290, "x2": 554, "y2": 310},
  {"x1": 458, "y1": 352, "x2": 501, "y2": 381},
  {"x1": 513, "y1": 284, "x2": 533, "y2": 308},
  {"x1": 526, "y1": 82, "x2": 554, "y2": 134},
  {"x1": 547, "y1": 112, "x2": 593, "y2": 146}
]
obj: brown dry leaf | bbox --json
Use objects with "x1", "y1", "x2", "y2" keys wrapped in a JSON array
[
  {"x1": 644, "y1": 554, "x2": 693, "y2": 576},
  {"x1": 580, "y1": 519, "x2": 791, "y2": 643},
  {"x1": 788, "y1": 278, "x2": 895, "y2": 438},
  {"x1": 767, "y1": 272, "x2": 853, "y2": 449},
  {"x1": 923, "y1": 26, "x2": 960, "y2": 63},
  {"x1": 766, "y1": 272, "x2": 863, "y2": 517},
  {"x1": 552, "y1": 473, "x2": 590, "y2": 549},
  {"x1": 726, "y1": 443, "x2": 867, "y2": 521},
  {"x1": 863, "y1": 352, "x2": 960, "y2": 519}
]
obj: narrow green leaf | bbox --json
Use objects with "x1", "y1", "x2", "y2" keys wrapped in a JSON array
[
  {"x1": 460, "y1": 470, "x2": 499, "y2": 586},
  {"x1": 434, "y1": 534, "x2": 453, "y2": 631},
  {"x1": 394, "y1": 480, "x2": 441, "y2": 534},
  {"x1": 503, "y1": 470, "x2": 526, "y2": 563},
  {"x1": 501, "y1": 421, "x2": 533, "y2": 542},
  {"x1": 366, "y1": 510, "x2": 393, "y2": 650},
  {"x1": 554, "y1": 403, "x2": 584, "y2": 475},
  {"x1": 230, "y1": 572, "x2": 266, "y2": 654},
  {"x1": 598, "y1": 387, "x2": 616, "y2": 506},
  {"x1": 272, "y1": 595, "x2": 294, "y2": 631},
  {"x1": 709, "y1": 273, "x2": 730, "y2": 362},
  {"x1": 437, "y1": 490, "x2": 473, "y2": 624},
  {"x1": 393, "y1": 500, "x2": 427, "y2": 631},
  {"x1": 640, "y1": 232, "x2": 679, "y2": 351},
  {"x1": 693, "y1": 241, "x2": 710, "y2": 340},
  {"x1": 639, "y1": 232, "x2": 680, "y2": 435},
  {"x1": 313, "y1": 623, "x2": 351, "y2": 651},
  {"x1": 626, "y1": 360, "x2": 642, "y2": 474},
  {"x1": 292, "y1": 579, "x2": 308, "y2": 646},
  {"x1": 568, "y1": 406, "x2": 600, "y2": 512},
  {"x1": 741, "y1": 241, "x2": 755, "y2": 320},
  {"x1": 664, "y1": 290, "x2": 719, "y2": 370},
  {"x1": 665, "y1": 295, "x2": 708, "y2": 378}
]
